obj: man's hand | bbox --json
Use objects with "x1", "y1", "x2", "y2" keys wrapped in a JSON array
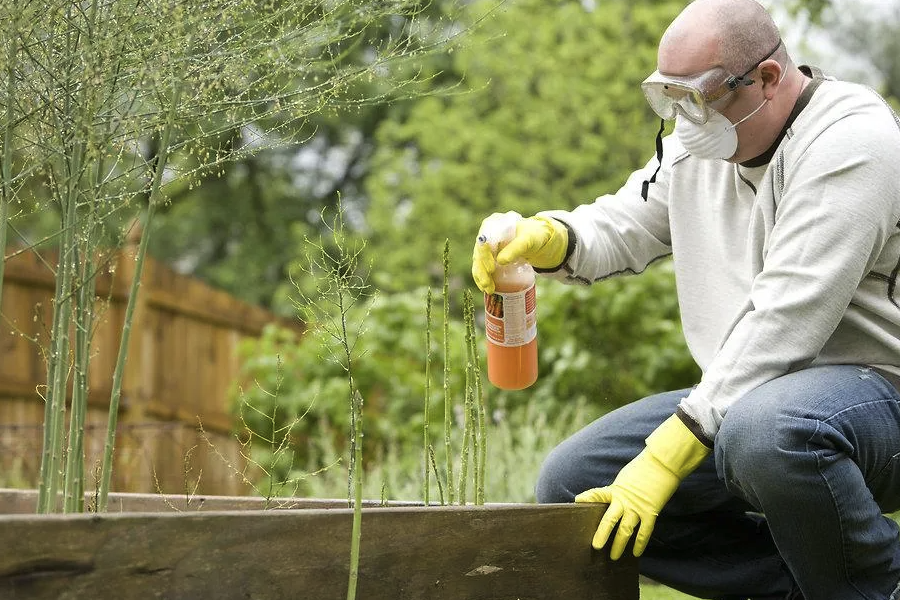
[
  {"x1": 575, "y1": 415, "x2": 711, "y2": 560},
  {"x1": 471, "y1": 215, "x2": 568, "y2": 295}
]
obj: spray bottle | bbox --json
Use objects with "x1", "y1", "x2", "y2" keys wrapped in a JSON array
[{"x1": 477, "y1": 212, "x2": 538, "y2": 390}]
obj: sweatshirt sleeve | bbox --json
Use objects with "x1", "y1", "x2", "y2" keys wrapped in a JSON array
[
  {"x1": 678, "y1": 109, "x2": 900, "y2": 446},
  {"x1": 535, "y1": 134, "x2": 684, "y2": 284}
]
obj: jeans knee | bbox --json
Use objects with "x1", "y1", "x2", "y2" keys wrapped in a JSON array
[
  {"x1": 717, "y1": 401, "x2": 815, "y2": 508},
  {"x1": 534, "y1": 444, "x2": 579, "y2": 503},
  {"x1": 534, "y1": 436, "x2": 619, "y2": 503},
  {"x1": 717, "y1": 408, "x2": 785, "y2": 504}
]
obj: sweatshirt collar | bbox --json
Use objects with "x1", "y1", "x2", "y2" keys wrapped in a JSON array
[{"x1": 741, "y1": 66, "x2": 824, "y2": 168}]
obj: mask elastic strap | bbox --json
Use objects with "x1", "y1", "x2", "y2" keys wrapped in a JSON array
[
  {"x1": 641, "y1": 119, "x2": 665, "y2": 201},
  {"x1": 728, "y1": 67, "x2": 788, "y2": 131},
  {"x1": 728, "y1": 95, "x2": 768, "y2": 131}
]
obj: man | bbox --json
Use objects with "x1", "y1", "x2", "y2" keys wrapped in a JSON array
[{"x1": 470, "y1": 0, "x2": 900, "y2": 598}]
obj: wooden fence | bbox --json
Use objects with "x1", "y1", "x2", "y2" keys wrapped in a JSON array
[{"x1": 0, "y1": 243, "x2": 303, "y2": 498}]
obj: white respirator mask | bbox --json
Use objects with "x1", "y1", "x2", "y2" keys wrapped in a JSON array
[{"x1": 674, "y1": 99, "x2": 766, "y2": 160}]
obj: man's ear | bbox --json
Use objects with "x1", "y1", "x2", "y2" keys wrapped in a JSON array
[{"x1": 760, "y1": 61, "x2": 783, "y2": 98}]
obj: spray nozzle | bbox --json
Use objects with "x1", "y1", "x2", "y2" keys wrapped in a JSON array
[{"x1": 476, "y1": 211, "x2": 522, "y2": 254}]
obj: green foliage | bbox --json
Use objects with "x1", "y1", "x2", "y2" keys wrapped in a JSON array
[
  {"x1": 143, "y1": 0, "x2": 473, "y2": 311},
  {"x1": 363, "y1": 0, "x2": 686, "y2": 293},
  {"x1": 4, "y1": 0, "x2": 470, "y2": 306},
  {"x1": 234, "y1": 256, "x2": 699, "y2": 500},
  {"x1": 234, "y1": 288, "x2": 470, "y2": 482},
  {"x1": 148, "y1": 149, "x2": 317, "y2": 308},
  {"x1": 532, "y1": 259, "x2": 700, "y2": 414}
]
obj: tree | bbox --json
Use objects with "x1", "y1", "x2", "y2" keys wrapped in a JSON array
[
  {"x1": 5, "y1": 0, "x2": 468, "y2": 312},
  {"x1": 144, "y1": 1, "x2": 467, "y2": 311}
]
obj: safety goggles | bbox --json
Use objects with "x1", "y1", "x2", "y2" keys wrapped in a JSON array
[
  {"x1": 641, "y1": 39, "x2": 782, "y2": 124},
  {"x1": 641, "y1": 67, "x2": 741, "y2": 124}
]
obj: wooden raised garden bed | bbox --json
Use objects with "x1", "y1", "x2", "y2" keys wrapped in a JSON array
[{"x1": 0, "y1": 489, "x2": 638, "y2": 600}]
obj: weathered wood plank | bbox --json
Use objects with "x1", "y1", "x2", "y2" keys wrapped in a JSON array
[
  {"x1": 0, "y1": 488, "x2": 447, "y2": 513},
  {"x1": 0, "y1": 503, "x2": 637, "y2": 600}
]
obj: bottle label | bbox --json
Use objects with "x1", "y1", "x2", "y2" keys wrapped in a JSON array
[{"x1": 484, "y1": 283, "x2": 537, "y2": 347}]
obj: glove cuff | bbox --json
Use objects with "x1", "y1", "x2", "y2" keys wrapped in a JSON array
[
  {"x1": 645, "y1": 414, "x2": 712, "y2": 479},
  {"x1": 533, "y1": 218, "x2": 575, "y2": 273},
  {"x1": 529, "y1": 216, "x2": 569, "y2": 269}
]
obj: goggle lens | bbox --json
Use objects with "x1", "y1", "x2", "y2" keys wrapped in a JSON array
[{"x1": 641, "y1": 82, "x2": 709, "y2": 123}]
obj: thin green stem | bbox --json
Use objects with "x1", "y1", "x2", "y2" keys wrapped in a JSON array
[
  {"x1": 461, "y1": 289, "x2": 488, "y2": 504},
  {"x1": 463, "y1": 290, "x2": 484, "y2": 505},
  {"x1": 458, "y1": 291, "x2": 476, "y2": 505},
  {"x1": 41, "y1": 158, "x2": 80, "y2": 513},
  {"x1": 423, "y1": 287, "x2": 432, "y2": 505},
  {"x1": 330, "y1": 232, "x2": 364, "y2": 600},
  {"x1": 428, "y1": 445, "x2": 444, "y2": 506},
  {"x1": 38, "y1": 0, "x2": 104, "y2": 515},
  {"x1": 262, "y1": 358, "x2": 285, "y2": 506},
  {"x1": 474, "y1": 331, "x2": 487, "y2": 505},
  {"x1": 0, "y1": 0, "x2": 20, "y2": 316},
  {"x1": 457, "y1": 385, "x2": 472, "y2": 505},
  {"x1": 469, "y1": 397, "x2": 480, "y2": 503},
  {"x1": 64, "y1": 0, "x2": 103, "y2": 510},
  {"x1": 442, "y1": 239, "x2": 454, "y2": 505},
  {"x1": 36, "y1": 245, "x2": 64, "y2": 513},
  {"x1": 266, "y1": 402, "x2": 277, "y2": 504},
  {"x1": 98, "y1": 80, "x2": 182, "y2": 512},
  {"x1": 341, "y1": 287, "x2": 357, "y2": 504},
  {"x1": 64, "y1": 252, "x2": 95, "y2": 513},
  {"x1": 346, "y1": 389, "x2": 363, "y2": 600}
]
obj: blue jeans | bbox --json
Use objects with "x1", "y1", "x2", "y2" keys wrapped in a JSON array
[{"x1": 535, "y1": 365, "x2": 900, "y2": 600}]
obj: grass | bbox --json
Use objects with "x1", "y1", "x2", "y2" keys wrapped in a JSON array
[
  {"x1": 641, "y1": 584, "x2": 700, "y2": 599},
  {"x1": 292, "y1": 397, "x2": 597, "y2": 503},
  {"x1": 641, "y1": 582, "x2": 701, "y2": 599}
]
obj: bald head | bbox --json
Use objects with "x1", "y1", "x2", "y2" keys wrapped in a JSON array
[{"x1": 660, "y1": 0, "x2": 783, "y2": 76}]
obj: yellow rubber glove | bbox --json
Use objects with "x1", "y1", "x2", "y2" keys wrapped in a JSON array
[
  {"x1": 575, "y1": 415, "x2": 711, "y2": 560},
  {"x1": 471, "y1": 215, "x2": 568, "y2": 295}
]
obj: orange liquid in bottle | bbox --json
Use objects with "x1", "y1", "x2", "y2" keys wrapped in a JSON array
[
  {"x1": 487, "y1": 335, "x2": 538, "y2": 390},
  {"x1": 484, "y1": 264, "x2": 538, "y2": 390}
]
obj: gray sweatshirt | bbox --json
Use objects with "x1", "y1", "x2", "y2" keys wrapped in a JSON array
[{"x1": 540, "y1": 72, "x2": 900, "y2": 446}]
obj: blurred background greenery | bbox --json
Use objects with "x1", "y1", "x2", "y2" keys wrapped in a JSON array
[{"x1": 7, "y1": 0, "x2": 899, "y2": 507}]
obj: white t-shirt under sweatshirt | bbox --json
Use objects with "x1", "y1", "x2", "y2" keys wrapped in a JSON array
[{"x1": 539, "y1": 68, "x2": 900, "y2": 446}]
